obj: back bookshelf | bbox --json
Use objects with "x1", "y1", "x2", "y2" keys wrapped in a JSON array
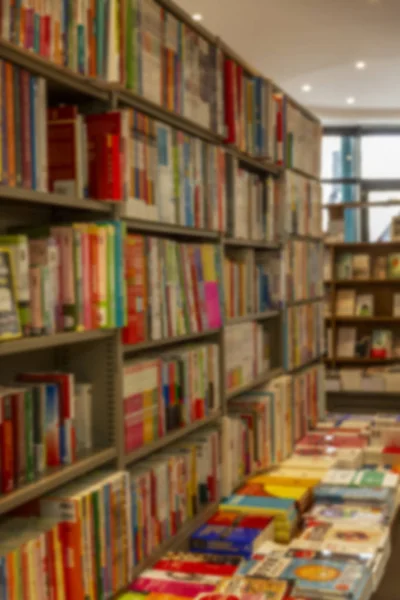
[
  {"x1": 0, "y1": 1, "x2": 323, "y2": 596},
  {"x1": 325, "y1": 241, "x2": 400, "y2": 412}
]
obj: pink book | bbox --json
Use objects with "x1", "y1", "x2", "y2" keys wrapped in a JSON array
[
  {"x1": 80, "y1": 227, "x2": 92, "y2": 330},
  {"x1": 299, "y1": 433, "x2": 368, "y2": 449},
  {"x1": 29, "y1": 266, "x2": 44, "y2": 335},
  {"x1": 51, "y1": 226, "x2": 76, "y2": 331}
]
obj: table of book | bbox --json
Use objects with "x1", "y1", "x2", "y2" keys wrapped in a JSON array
[{"x1": 115, "y1": 413, "x2": 400, "y2": 600}]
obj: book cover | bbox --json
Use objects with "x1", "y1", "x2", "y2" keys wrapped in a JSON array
[
  {"x1": 335, "y1": 289, "x2": 356, "y2": 316},
  {"x1": 388, "y1": 254, "x2": 400, "y2": 279},
  {"x1": 371, "y1": 329, "x2": 392, "y2": 359},
  {"x1": 219, "y1": 495, "x2": 297, "y2": 521},
  {"x1": 0, "y1": 247, "x2": 21, "y2": 340},
  {"x1": 355, "y1": 294, "x2": 374, "y2": 317},
  {"x1": 352, "y1": 254, "x2": 370, "y2": 280},
  {"x1": 217, "y1": 576, "x2": 290, "y2": 599},
  {"x1": 336, "y1": 253, "x2": 353, "y2": 280},
  {"x1": 373, "y1": 255, "x2": 388, "y2": 280}
]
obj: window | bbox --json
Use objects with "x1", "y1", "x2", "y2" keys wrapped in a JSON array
[
  {"x1": 322, "y1": 135, "x2": 358, "y2": 180},
  {"x1": 361, "y1": 136, "x2": 400, "y2": 180},
  {"x1": 368, "y1": 191, "x2": 400, "y2": 242}
]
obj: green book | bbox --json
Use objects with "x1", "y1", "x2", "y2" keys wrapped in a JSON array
[{"x1": 0, "y1": 235, "x2": 30, "y2": 335}]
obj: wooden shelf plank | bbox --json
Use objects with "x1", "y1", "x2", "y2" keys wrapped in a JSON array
[
  {"x1": 0, "y1": 185, "x2": 113, "y2": 212},
  {"x1": 226, "y1": 310, "x2": 280, "y2": 325},
  {"x1": 0, "y1": 448, "x2": 116, "y2": 516},
  {"x1": 226, "y1": 368, "x2": 283, "y2": 401},
  {"x1": 123, "y1": 329, "x2": 221, "y2": 354},
  {"x1": 224, "y1": 238, "x2": 280, "y2": 249},
  {"x1": 123, "y1": 217, "x2": 220, "y2": 240},
  {"x1": 0, "y1": 329, "x2": 115, "y2": 356}
]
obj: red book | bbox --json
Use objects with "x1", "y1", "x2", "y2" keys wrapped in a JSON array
[
  {"x1": 47, "y1": 105, "x2": 81, "y2": 195},
  {"x1": 188, "y1": 246, "x2": 203, "y2": 332},
  {"x1": 154, "y1": 558, "x2": 238, "y2": 577},
  {"x1": 17, "y1": 372, "x2": 76, "y2": 465},
  {"x1": 85, "y1": 112, "x2": 123, "y2": 201},
  {"x1": 208, "y1": 511, "x2": 274, "y2": 530},
  {"x1": 123, "y1": 234, "x2": 147, "y2": 345},
  {"x1": 20, "y1": 69, "x2": 32, "y2": 189},
  {"x1": 0, "y1": 392, "x2": 14, "y2": 493},
  {"x1": 236, "y1": 63, "x2": 243, "y2": 150},
  {"x1": 224, "y1": 58, "x2": 237, "y2": 145}
]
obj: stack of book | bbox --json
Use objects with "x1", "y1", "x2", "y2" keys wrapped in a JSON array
[
  {"x1": 225, "y1": 323, "x2": 270, "y2": 395},
  {"x1": 224, "y1": 249, "x2": 281, "y2": 319},
  {"x1": 128, "y1": 552, "x2": 240, "y2": 597},
  {"x1": 283, "y1": 240, "x2": 323, "y2": 302},
  {"x1": 0, "y1": 60, "x2": 48, "y2": 192},
  {"x1": 190, "y1": 511, "x2": 275, "y2": 559},
  {"x1": 0, "y1": 221, "x2": 125, "y2": 340},
  {"x1": 129, "y1": 426, "x2": 221, "y2": 566},
  {"x1": 285, "y1": 301, "x2": 324, "y2": 370},
  {"x1": 123, "y1": 343, "x2": 220, "y2": 453},
  {"x1": 0, "y1": 372, "x2": 93, "y2": 493},
  {"x1": 123, "y1": 237, "x2": 224, "y2": 345},
  {"x1": 284, "y1": 170, "x2": 322, "y2": 237},
  {"x1": 226, "y1": 158, "x2": 278, "y2": 241},
  {"x1": 336, "y1": 326, "x2": 399, "y2": 360}
]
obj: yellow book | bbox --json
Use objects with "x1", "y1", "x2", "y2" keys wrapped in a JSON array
[{"x1": 250, "y1": 468, "x2": 326, "y2": 488}]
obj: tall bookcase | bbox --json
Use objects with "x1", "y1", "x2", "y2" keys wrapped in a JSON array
[{"x1": 0, "y1": 0, "x2": 323, "y2": 591}]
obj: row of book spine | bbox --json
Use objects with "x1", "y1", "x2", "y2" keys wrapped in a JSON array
[
  {"x1": 285, "y1": 302, "x2": 325, "y2": 370},
  {"x1": 284, "y1": 170, "x2": 322, "y2": 237},
  {"x1": 226, "y1": 156, "x2": 280, "y2": 242},
  {"x1": 123, "y1": 235, "x2": 224, "y2": 346},
  {"x1": 225, "y1": 322, "x2": 270, "y2": 393},
  {"x1": 283, "y1": 240, "x2": 324, "y2": 302},
  {"x1": 0, "y1": 426, "x2": 221, "y2": 599},
  {"x1": 0, "y1": 60, "x2": 48, "y2": 191},
  {"x1": 0, "y1": 3, "x2": 320, "y2": 171},
  {"x1": 123, "y1": 343, "x2": 220, "y2": 454},
  {"x1": 0, "y1": 372, "x2": 92, "y2": 495},
  {"x1": 0, "y1": 221, "x2": 125, "y2": 340},
  {"x1": 224, "y1": 250, "x2": 281, "y2": 319},
  {"x1": 49, "y1": 104, "x2": 227, "y2": 232},
  {"x1": 222, "y1": 364, "x2": 324, "y2": 496}
]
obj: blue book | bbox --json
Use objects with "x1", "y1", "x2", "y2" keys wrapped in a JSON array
[
  {"x1": 278, "y1": 558, "x2": 371, "y2": 599},
  {"x1": 190, "y1": 523, "x2": 268, "y2": 559},
  {"x1": 314, "y1": 484, "x2": 393, "y2": 506},
  {"x1": 220, "y1": 495, "x2": 297, "y2": 522},
  {"x1": 44, "y1": 383, "x2": 61, "y2": 466}
]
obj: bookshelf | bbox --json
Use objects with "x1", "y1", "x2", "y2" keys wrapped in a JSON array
[{"x1": 0, "y1": 0, "x2": 324, "y2": 596}]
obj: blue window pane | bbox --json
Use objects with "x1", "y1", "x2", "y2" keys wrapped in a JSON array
[{"x1": 322, "y1": 136, "x2": 358, "y2": 179}]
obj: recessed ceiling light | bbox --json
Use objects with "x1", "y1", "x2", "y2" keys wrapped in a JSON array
[
  {"x1": 301, "y1": 84, "x2": 312, "y2": 92},
  {"x1": 346, "y1": 97, "x2": 355, "y2": 105},
  {"x1": 355, "y1": 61, "x2": 366, "y2": 70},
  {"x1": 192, "y1": 13, "x2": 203, "y2": 21}
]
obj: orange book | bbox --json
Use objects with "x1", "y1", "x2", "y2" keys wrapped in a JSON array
[
  {"x1": 89, "y1": 225, "x2": 100, "y2": 328},
  {"x1": 5, "y1": 62, "x2": 16, "y2": 187}
]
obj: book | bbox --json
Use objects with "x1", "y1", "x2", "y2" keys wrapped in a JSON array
[
  {"x1": 371, "y1": 329, "x2": 392, "y2": 359},
  {"x1": 337, "y1": 327, "x2": 356, "y2": 358},
  {"x1": 388, "y1": 254, "x2": 400, "y2": 278},
  {"x1": 355, "y1": 294, "x2": 374, "y2": 317},
  {"x1": 190, "y1": 517, "x2": 274, "y2": 559},
  {"x1": 393, "y1": 294, "x2": 400, "y2": 317},
  {"x1": 0, "y1": 247, "x2": 21, "y2": 340},
  {"x1": 336, "y1": 254, "x2": 353, "y2": 280},
  {"x1": 352, "y1": 254, "x2": 370, "y2": 280},
  {"x1": 336, "y1": 290, "x2": 356, "y2": 316},
  {"x1": 373, "y1": 256, "x2": 388, "y2": 280},
  {"x1": 314, "y1": 485, "x2": 395, "y2": 508},
  {"x1": 278, "y1": 558, "x2": 372, "y2": 600},
  {"x1": 305, "y1": 503, "x2": 389, "y2": 527},
  {"x1": 216, "y1": 576, "x2": 291, "y2": 599}
]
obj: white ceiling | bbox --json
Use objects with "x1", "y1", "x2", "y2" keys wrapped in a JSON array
[{"x1": 176, "y1": 0, "x2": 400, "y2": 123}]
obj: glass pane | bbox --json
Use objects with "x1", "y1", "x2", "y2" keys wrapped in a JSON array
[
  {"x1": 322, "y1": 135, "x2": 358, "y2": 179},
  {"x1": 323, "y1": 184, "x2": 361, "y2": 241},
  {"x1": 368, "y1": 190, "x2": 400, "y2": 242},
  {"x1": 361, "y1": 136, "x2": 400, "y2": 179}
]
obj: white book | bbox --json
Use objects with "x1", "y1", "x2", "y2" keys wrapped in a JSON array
[{"x1": 75, "y1": 383, "x2": 93, "y2": 453}]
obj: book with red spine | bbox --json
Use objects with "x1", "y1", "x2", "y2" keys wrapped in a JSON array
[
  {"x1": 0, "y1": 390, "x2": 14, "y2": 493},
  {"x1": 88, "y1": 224, "x2": 101, "y2": 329},
  {"x1": 85, "y1": 112, "x2": 124, "y2": 201},
  {"x1": 47, "y1": 105, "x2": 83, "y2": 196},
  {"x1": 123, "y1": 234, "x2": 147, "y2": 345},
  {"x1": 224, "y1": 58, "x2": 237, "y2": 145},
  {"x1": 236, "y1": 63, "x2": 244, "y2": 151}
]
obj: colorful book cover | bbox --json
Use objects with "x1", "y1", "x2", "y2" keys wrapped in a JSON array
[
  {"x1": 190, "y1": 522, "x2": 271, "y2": 559},
  {"x1": 217, "y1": 575, "x2": 290, "y2": 599},
  {"x1": 219, "y1": 495, "x2": 297, "y2": 522},
  {"x1": 277, "y1": 558, "x2": 370, "y2": 597},
  {"x1": 0, "y1": 247, "x2": 21, "y2": 340}
]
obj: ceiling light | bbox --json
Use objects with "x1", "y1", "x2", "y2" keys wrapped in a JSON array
[
  {"x1": 301, "y1": 84, "x2": 312, "y2": 92},
  {"x1": 355, "y1": 61, "x2": 366, "y2": 70},
  {"x1": 346, "y1": 97, "x2": 355, "y2": 105},
  {"x1": 192, "y1": 13, "x2": 203, "y2": 21}
]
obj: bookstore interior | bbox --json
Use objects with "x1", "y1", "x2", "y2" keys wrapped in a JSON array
[{"x1": 1, "y1": 1, "x2": 400, "y2": 599}]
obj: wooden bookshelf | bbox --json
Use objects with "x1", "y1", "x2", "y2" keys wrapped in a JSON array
[{"x1": 325, "y1": 242, "x2": 400, "y2": 368}]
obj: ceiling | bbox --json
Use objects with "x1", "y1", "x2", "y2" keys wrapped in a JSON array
[{"x1": 176, "y1": 0, "x2": 400, "y2": 123}]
